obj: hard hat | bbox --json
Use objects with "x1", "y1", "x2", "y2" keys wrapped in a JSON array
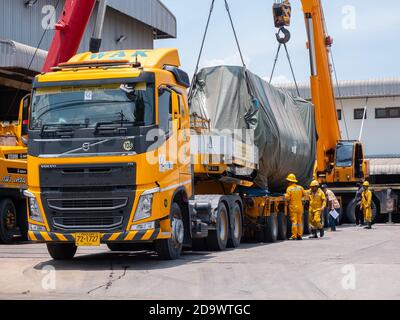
[
  {"x1": 310, "y1": 180, "x2": 319, "y2": 187},
  {"x1": 363, "y1": 181, "x2": 370, "y2": 187},
  {"x1": 321, "y1": 184, "x2": 328, "y2": 189},
  {"x1": 286, "y1": 173, "x2": 298, "y2": 183}
]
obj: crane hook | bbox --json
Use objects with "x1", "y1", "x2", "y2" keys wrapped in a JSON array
[{"x1": 276, "y1": 27, "x2": 291, "y2": 44}]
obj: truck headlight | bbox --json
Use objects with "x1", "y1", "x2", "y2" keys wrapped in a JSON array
[
  {"x1": 133, "y1": 188, "x2": 159, "y2": 222},
  {"x1": 24, "y1": 191, "x2": 44, "y2": 223}
]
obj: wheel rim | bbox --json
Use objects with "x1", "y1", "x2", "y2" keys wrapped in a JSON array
[
  {"x1": 4, "y1": 209, "x2": 16, "y2": 231},
  {"x1": 219, "y1": 210, "x2": 227, "y2": 241},
  {"x1": 171, "y1": 217, "x2": 184, "y2": 249},
  {"x1": 233, "y1": 209, "x2": 241, "y2": 239}
]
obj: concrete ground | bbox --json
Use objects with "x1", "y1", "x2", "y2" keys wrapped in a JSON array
[{"x1": 0, "y1": 224, "x2": 399, "y2": 300}]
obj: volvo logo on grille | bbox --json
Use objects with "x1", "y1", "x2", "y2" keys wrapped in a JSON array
[{"x1": 82, "y1": 143, "x2": 91, "y2": 152}]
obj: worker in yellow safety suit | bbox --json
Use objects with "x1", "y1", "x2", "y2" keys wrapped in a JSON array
[
  {"x1": 361, "y1": 181, "x2": 373, "y2": 229},
  {"x1": 285, "y1": 174, "x2": 307, "y2": 240},
  {"x1": 307, "y1": 180, "x2": 326, "y2": 239}
]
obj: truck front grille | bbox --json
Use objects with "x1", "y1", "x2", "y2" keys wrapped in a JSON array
[
  {"x1": 53, "y1": 216, "x2": 123, "y2": 230},
  {"x1": 48, "y1": 197, "x2": 128, "y2": 211}
]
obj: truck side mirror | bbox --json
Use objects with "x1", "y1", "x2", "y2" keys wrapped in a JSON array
[{"x1": 19, "y1": 94, "x2": 31, "y2": 144}]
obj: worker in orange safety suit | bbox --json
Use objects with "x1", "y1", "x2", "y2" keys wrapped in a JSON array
[
  {"x1": 307, "y1": 180, "x2": 326, "y2": 239},
  {"x1": 285, "y1": 173, "x2": 307, "y2": 240},
  {"x1": 361, "y1": 181, "x2": 373, "y2": 229}
]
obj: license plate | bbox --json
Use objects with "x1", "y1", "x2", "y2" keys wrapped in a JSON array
[{"x1": 75, "y1": 233, "x2": 101, "y2": 247}]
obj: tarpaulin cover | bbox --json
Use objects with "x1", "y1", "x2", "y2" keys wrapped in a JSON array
[{"x1": 189, "y1": 66, "x2": 316, "y2": 192}]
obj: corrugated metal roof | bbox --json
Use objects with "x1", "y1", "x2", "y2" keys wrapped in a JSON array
[
  {"x1": 369, "y1": 158, "x2": 400, "y2": 175},
  {"x1": 107, "y1": 0, "x2": 177, "y2": 39},
  {"x1": 0, "y1": 39, "x2": 47, "y2": 72},
  {"x1": 277, "y1": 78, "x2": 400, "y2": 99}
]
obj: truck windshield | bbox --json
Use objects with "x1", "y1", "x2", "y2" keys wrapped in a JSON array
[
  {"x1": 336, "y1": 143, "x2": 354, "y2": 167},
  {"x1": 30, "y1": 83, "x2": 155, "y2": 130}
]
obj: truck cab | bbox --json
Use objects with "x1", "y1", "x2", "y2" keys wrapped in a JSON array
[{"x1": 26, "y1": 49, "x2": 194, "y2": 260}]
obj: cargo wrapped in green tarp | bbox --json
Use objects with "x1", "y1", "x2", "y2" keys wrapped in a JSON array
[{"x1": 189, "y1": 66, "x2": 316, "y2": 192}]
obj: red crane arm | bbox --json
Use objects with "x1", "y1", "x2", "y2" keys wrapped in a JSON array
[{"x1": 42, "y1": 0, "x2": 97, "y2": 72}]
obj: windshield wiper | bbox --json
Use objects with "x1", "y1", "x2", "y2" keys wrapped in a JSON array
[
  {"x1": 94, "y1": 120, "x2": 144, "y2": 136},
  {"x1": 40, "y1": 123, "x2": 87, "y2": 138}
]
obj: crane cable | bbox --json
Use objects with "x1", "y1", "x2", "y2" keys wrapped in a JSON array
[
  {"x1": 6, "y1": 0, "x2": 61, "y2": 116},
  {"x1": 269, "y1": 40, "x2": 300, "y2": 96},
  {"x1": 189, "y1": 0, "x2": 251, "y2": 100}
]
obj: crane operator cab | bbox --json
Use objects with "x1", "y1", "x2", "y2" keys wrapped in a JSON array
[{"x1": 328, "y1": 140, "x2": 366, "y2": 183}]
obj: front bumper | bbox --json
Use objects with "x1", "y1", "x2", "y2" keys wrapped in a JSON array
[{"x1": 28, "y1": 228, "x2": 171, "y2": 243}]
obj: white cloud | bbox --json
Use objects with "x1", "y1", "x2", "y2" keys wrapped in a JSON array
[
  {"x1": 201, "y1": 52, "x2": 251, "y2": 69},
  {"x1": 264, "y1": 74, "x2": 292, "y2": 85}
]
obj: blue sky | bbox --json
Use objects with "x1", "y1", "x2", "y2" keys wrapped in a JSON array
[{"x1": 156, "y1": 0, "x2": 400, "y2": 83}]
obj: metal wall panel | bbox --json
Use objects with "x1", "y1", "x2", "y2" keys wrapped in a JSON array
[
  {"x1": 0, "y1": 0, "x2": 174, "y2": 54},
  {"x1": 279, "y1": 78, "x2": 400, "y2": 99}
]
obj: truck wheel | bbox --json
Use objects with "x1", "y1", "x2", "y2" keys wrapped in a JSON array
[
  {"x1": 277, "y1": 212, "x2": 287, "y2": 240},
  {"x1": 227, "y1": 202, "x2": 242, "y2": 248},
  {"x1": 206, "y1": 202, "x2": 229, "y2": 251},
  {"x1": 47, "y1": 243, "x2": 77, "y2": 260},
  {"x1": 155, "y1": 202, "x2": 184, "y2": 260},
  {"x1": 303, "y1": 211, "x2": 310, "y2": 235},
  {"x1": 0, "y1": 199, "x2": 17, "y2": 244},
  {"x1": 264, "y1": 213, "x2": 278, "y2": 243}
]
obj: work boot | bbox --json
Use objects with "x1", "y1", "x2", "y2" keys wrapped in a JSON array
[
  {"x1": 319, "y1": 228, "x2": 325, "y2": 237},
  {"x1": 297, "y1": 236, "x2": 303, "y2": 241},
  {"x1": 289, "y1": 236, "x2": 297, "y2": 240},
  {"x1": 364, "y1": 222, "x2": 372, "y2": 230},
  {"x1": 309, "y1": 230, "x2": 318, "y2": 239}
]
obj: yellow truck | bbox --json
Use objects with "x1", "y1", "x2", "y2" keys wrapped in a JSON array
[
  {"x1": 0, "y1": 97, "x2": 29, "y2": 243},
  {"x1": 25, "y1": 49, "x2": 291, "y2": 260}
]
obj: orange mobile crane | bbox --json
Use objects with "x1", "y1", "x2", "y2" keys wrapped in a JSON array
[{"x1": 275, "y1": 0, "x2": 367, "y2": 218}]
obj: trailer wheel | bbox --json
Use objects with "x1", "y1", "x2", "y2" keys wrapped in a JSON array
[
  {"x1": 264, "y1": 213, "x2": 278, "y2": 243},
  {"x1": 155, "y1": 202, "x2": 184, "y2": 260},
  {"x1": 47, "y1": 243, "x2": 77, "y2": 260},
  {"x1": 0, "y1": 199, "x2": 17, "y2": 244},
  {"x1": 227, "y1": 202, "x2": 242, "y2": 248},
  {"x1": 277, "y1": 212, "x2": 287, "y2": 240},
  {"x1": 303, "y1": 211, "x2": 310, "y2": 235},
  {"x1": 206, "y1": 202, "x2": 229, "y2": 251},
  {"x1": 286, "y1": 215, "x2": 292, "y2": 239}
]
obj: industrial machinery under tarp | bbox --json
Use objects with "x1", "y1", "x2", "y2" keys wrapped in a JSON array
[{"x1": 189, "y1": 65, "x2": 316, "y2": 192}]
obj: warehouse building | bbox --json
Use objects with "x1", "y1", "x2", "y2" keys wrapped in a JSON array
[
  {"x1": 0, "y1": 0, "x2": 176, "y2": 120},
  {"x1": 279, "y1": 79, "x2": 400, "y2": 159}
]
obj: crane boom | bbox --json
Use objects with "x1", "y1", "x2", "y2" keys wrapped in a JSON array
[
  {"x1": 42, "y1": 0, "x2": 97, "y2": 72},
  {"x1": 301, "y1": 0, "x2": 341, "y2": 174}
]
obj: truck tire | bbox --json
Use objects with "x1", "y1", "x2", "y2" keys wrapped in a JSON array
[
  {"x1": 227, "y1": 202, "x2": 242, "y2": 248},
  {"x1": 264, "y1": 213, "x2": 278, "y2": 243},
  {"x1": 206, "y1": 202, "x2": 229, "y2": 251},
  {"x1": 303, "y1": 211, "x2": 310, "y2": 235},
  {"x1": 0, "y1": 199, "x2": 17, "y2": 244},
  {"x1": 47, "y1": 243, "x2": 77, "y2": 260},
  {"x1": 277, "y1": 212, "x2": 287, "y2": 240},
  {"x1": 155, "y1": 202, "x2": 184, "y2": 260}
]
